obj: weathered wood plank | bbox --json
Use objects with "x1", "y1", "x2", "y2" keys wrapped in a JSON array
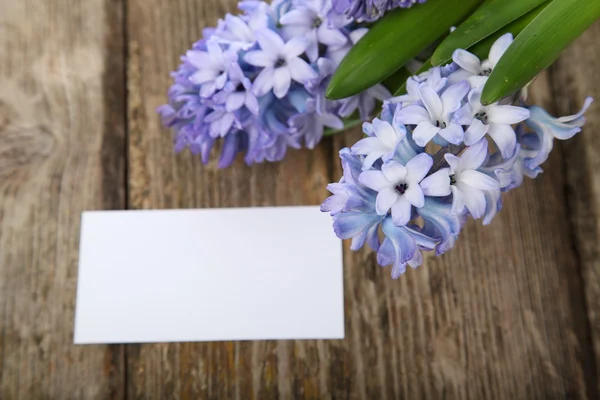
[
  {"x1": 551, "y1": 21, "x2": 600, "y2": 395},
  {"x1": 0, "y1": 0, "x2": 126, "y2": 398},
  {"x1": 126, "y1": 0, "x2": 599, "y2": 398}
]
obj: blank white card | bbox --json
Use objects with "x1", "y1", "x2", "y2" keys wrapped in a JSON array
[{"x1": 74, "y1": 206, "x2": 344, "y2": 344}]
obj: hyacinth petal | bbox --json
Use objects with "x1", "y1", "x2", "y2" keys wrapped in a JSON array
[
  {"x1": 447, "y1": 69, "x2": 473, "y2": 85},
  {"x1": 439, "y1": 123, "x2": 464, "y2": 145},
  {"x1": 379, "y1": 219, "x2": 417, "y2": 271},
  {"x1": 245, "y1": 94, "x2": 260, "y2": 115},
  {"x1": 255, "y1": 29, "x2": 285, "y2": 52},
  {"x1": 362, "y1": 152, "x2": 384, "y2": 171},
  {"x1": 373, "y1": 118, "x2": 403, "y2": 147},
  {"x1": 406, "y1": 153, "x2": 433, "y2": 183},
  {"x1": 189, "y1": 69, "x2": 218, "y2": 85},
  {"x1": 394, "y1": 105, "x2": 431, "y2": 125},
  {"x1": 284, "y1": 36, "x2": 310, "y2": 58},
  {"x1": 349, "y1": 27, "x2": 368, "y2": 43},
  {"x1": 421, "y1": 168, "x2": 451, "y2": 197},
  {"x1": 452, "y1": 49, "x2": 481, "y2": 75},
  {"x1": 252, "y1": 67, "x2": 275, "y2": 96},
  {"x1": 417, "y1": 84, "x2": 443, "y2": 119},
  {"x1": 225, "y1": 14, "x2": 254, "y2": 42},
  {"x1": 450, "y1": 185, "x2": 466, "y2": 215},
  {"x1": 418, "y1": 198, "x2": 463, "y2": 255},
  {"x1": 279, "y1": 8, "x2": 314, "y2": 25},
  {"x1": 404, "y1": 185, "x2": 425, "y2": 208},
  {"x1": 206, "y1": 41, "x2": 224, "y2": 64},
  {"x1": 382, "y1": 162, "x2": 407, "y2": 182},
  {"x1": 288, "y1": 58, "x2": 317, "y2": 82},
  {"x1": 459, "y1": 170, "x2": 500, "y2": 191},
  {"x1": 225, "y1": 92, "x2": 246, "y2": 112},
  {"x1": 482, "y1": 190, "x2": 502, "y2": 226},
  {"x1": 413, "y1": 122, "x2": 440, "y2": 147},
  {"x1": 488, "y1": 33, "x2": 513, "y2": 67},
  {"x1": 317, "y1": 25, "x2": 348, "y2": 47},
  {"x1": 487, "y1": 105, "x2": 530, "y2": 124},
  {"x1": 369, "y1": 84, "x2": 393, "y2": 101},
  {"x1": 391, "y1": 196, "x2": 412, "y2": 226},
  {"x1": 359, "y1": 170, "x2": 390, "y2": 191},
  {"x1": 186, "y1": 51, "x2": 211, "y2": 68},
  {"x1": 244, "y1": 51, "x2": 274, "y2": 67},
  {"x1": 321, "y1": 185, "x2": 347, "y2": 216},
  {"x1": 487, "y1": 123, "x2": 517, "y2": 158},
  {"x1": 307, "y1": 41, "x2": 320, "y2": 63},
  {"x1": 333, "y1": 211, "x2": 383, "y2": 247},
  {"x1": 556, "y1": 97, "x2": 594, "y2": 124},
  {"x1": 464, "y1": 118, "x2": 488, "y2": 145},
  {"x1": 458, "y1": 138, "x2": 488, "y2": 171},
  {"x1": 218, "y1": 132, "x2": 240, "y2": 168},
  {"x1": 273, "y1": 67, "x2": 292, "y2": 98},
  {"x1": 441, "y1": 81, "x2": 470, "y2": 114},
  {"x1": 321, "y1": 113, "x2": 344, "y2": 129},
  {"x1": 444, "y1": 154, "x2": 460, "y2": 174},
  {"x1": 456, "y1": 182, "x2": 486, "y2": 219},
  {"x1": 351, "y1": 136, "x2": 388, "y2": 155},
  {"x1": 376, "y1": 188, "x2": 399, "y2": 215}
]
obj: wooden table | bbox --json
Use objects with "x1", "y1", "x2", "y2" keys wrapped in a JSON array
[{"x1": 1, "y1": 1, "x2": 599, "y2": 398}]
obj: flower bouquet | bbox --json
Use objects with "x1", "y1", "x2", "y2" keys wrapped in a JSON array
[{"x1": 159, "y1": 0, "x2": 598, "y2": 278}]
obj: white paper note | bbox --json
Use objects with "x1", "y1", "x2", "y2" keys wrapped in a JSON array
[{"x1": 74, "y1": 206, "x2": 344, "y2": 344}]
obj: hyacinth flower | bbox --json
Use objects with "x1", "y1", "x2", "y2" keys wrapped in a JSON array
[
  {"x1": 331, "y1": 0, "x2": 427, "y2": 22},
  {"x1": 158, "y1": 0, "x2": 399, "y2": 168},
  {"x1": 321, "y1": 33, "x2": 594, "y2": 278}
]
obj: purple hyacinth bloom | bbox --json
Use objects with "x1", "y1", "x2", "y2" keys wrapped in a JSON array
[
  {"x1": 444, "y1": 139, "x2": 500, "y2": 218},
  {"x1": 160, "y1": 0, "x2": 393, "y2": 169},
  {"x1": 395, "y1": 81, "x2": 470, "y2": 146},
  {"x1": 244, "y1": 30, "x2": 317, "y2": 98},
  {"x1": 280, "y1": 0, "x2": 348, "y2": 62},
  {"x1": 289, "y1": 98, "x2": 344, "y2": 149},
  {"x1": 359, "y1": 154, "x2": 433, "y2": 226},
  {"x1": 454, "y1": 88, "x2": 530, "y2": 158},
  {"x1": 331, "y1": 0, "x2": 426, "y2": 22},
  {"x1": 378, "y1": 218, "x2": 437, "y2": 278},
  {"x1": 449, "y1": 33, "x2": 514, "y2": 87},
  {"x1": 212, "y1": 64, "x2": 260, "y2": 115},
  {"x1": 186, "y1": 41, "x2": 237, "y2": 98},
  {"x1": 321, "y1": 33, "x2": 592, "y2": 279},
  {"x1": 351, "y1": 117, "x2": 407, "y2": 170},
  {"x1": 524, "y1": 97, "x2": 594, "y2": 171}
]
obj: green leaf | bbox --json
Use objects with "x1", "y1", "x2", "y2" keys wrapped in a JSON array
[
  {"x1": 467, "y1": 2, "x2": 549, "y2": 60},
  {"x1": 482, "y1": 0, "x2": 600, "y2": 105},
  {"x1": 431, "y1": 0, "x2": 547, "y2": 66},
  {"x1": 325, "y1": 0, "x2": 483, "y2": 100},
  {"x1": 382, "y1": 67, "x2": 412, "y2": 94},
  {"x1": 392, "y1": 3, "x2": 549, "y2": 98}
]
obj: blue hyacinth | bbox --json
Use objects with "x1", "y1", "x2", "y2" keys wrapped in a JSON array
[
  {"x1": 158, "y1": 0, "x2": 391, "y2": 168},
  {"x1": 331, "y1": 0, "x2": 427, "y2": 22},
  {"x1": 321, "y1": 33, "x2": 594, "y2": 278}
]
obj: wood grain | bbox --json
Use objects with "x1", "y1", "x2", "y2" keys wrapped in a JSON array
[
  {"x1": 0, "y1": 0, "x2": 126, "y2": 398},
  {"x1": 0, "y1": 0, "x2": 598, "y2": 398},
  {"x1": 126, "y1": 1, "x2": 599, "y2": 400},
  {"x1": 551, "y1": 21, "x2": 600, "y2": 394}
]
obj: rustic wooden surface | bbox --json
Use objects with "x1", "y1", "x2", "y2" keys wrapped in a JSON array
[{"x1": 0, "y1": 0, "x2": 599, "y2": 398}]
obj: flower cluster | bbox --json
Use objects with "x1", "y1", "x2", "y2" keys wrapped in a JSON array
[
  {"x1": 322, "y1": 33, "x2": 593, "y2": 278},
  {"x1": 331, "y1": 0, "x2": 426, "y2": 22},
  {"x1": 158, "y1": 0, "x2": 390, "y2": 168}
]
